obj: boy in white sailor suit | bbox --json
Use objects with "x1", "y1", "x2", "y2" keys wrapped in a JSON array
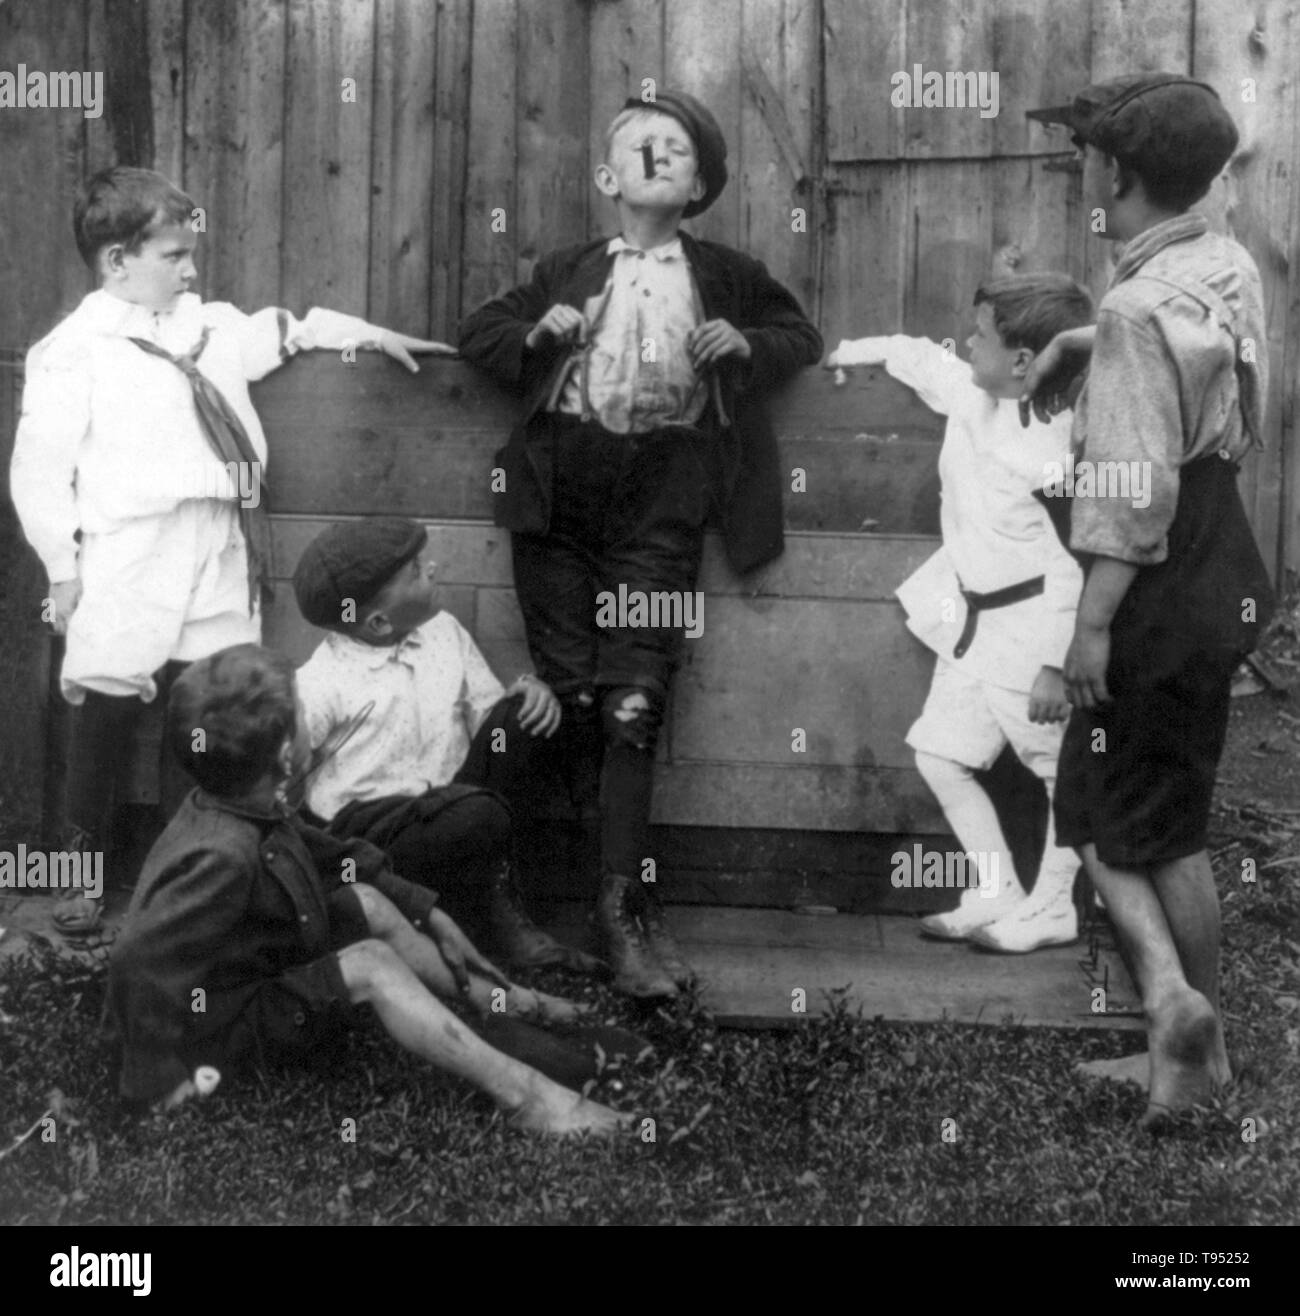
[
  {"x1": 9, "y1": 166, "x2": 448, "y2": 930},
  {"x1": 829, "y1": 273, "x2": 1093, "y2": 952}
]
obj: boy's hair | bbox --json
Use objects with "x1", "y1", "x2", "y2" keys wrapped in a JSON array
[
  {"x1": 1103, "y1": 148, "x2": 1217, "y2": 213},
  {"x1": 973, "y1": 273, "x2": 1094, "y2": 354},
  {"x1": 73, "y1": 166, "x2": 195, "y2": 269},
  {"x1": 167, "y1": 645, "x2": 297, "y2": 796}
]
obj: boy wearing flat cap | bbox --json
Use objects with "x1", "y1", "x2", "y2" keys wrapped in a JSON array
[
  {"x1": 458, "y1": 91, "x2": 822, "y2": 998},
  {"x1": 1025, "y1": 74, "x2": 1275, "y2": 1125},
  {"x1": 291, "y1": 517, "x2": 601, "y2": 976}
]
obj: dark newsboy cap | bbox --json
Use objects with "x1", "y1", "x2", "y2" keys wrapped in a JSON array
[
  {"x1": 622, "y1": 88, "x2": 728, "y2": 218},
  {"x1": 293, "y1": 517, "x2": 427, "y2": 628},
  {"x1": 1027, "y1": 72, "x2": 1238, "y2": 186}
]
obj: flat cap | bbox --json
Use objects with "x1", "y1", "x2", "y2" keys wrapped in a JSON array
[
  {"x1": 623, "y1": 88, "x2": 728, "y2": 218},
  {"x1": 1028, "y1": 73, "x2": 1238, "y2": 186},
  {"x1": 292, "y1": 517, "x2": 427, "y2": 629}
]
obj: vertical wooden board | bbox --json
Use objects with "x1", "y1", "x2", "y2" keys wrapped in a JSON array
[
  {"x1": 825, "y1": 0, "x2": 902, "y2": 162},
  {"x1": 1192, "y1": 0, "x2": 1296, "y2": 578},
  {"x1": 514, "y1": 0, "x2": 588, "y2": 280},
  {"x1": 901, "y1": 0, "x2": 996, "y2": 159},
  {"x1": 1088, "y1": 0, "x2": 1191, "y2": 82},
  {"x1": 0, "y1": 0, "x2": 92, "y2": 350},
  {"x1": 904, "y1": 160, "x2": 992, "y2": 342},
  {"x1": 147, "y1": 0, "x2": 185, "y2": 184},
  {"x1": 739, "y1": 0, "x2": 818, "y2": 311},
  {"x1": 989, "y1": 156, "x2": 1082, "y2": 284},
  {"x1": 185, "y1": 0, "x2": 287, "y2": 311},
  {"x1": 430, "y1": 0, "x2": 471, "y2": 337},
  {"x1": 665, "y1": 0, "x2": 743, "y2": 248},
  {"x1": 1084, "y1": 1, "x2": 1191, "y2": 293},
  {"x1": 367, "y1": 0, "x2": 436, "y2": 333},
  {"x1": 818, "y1": 162, "x2": 908, "y2": 344},
  {"x1": 460, "y1": 0, "x2": 517, "y2": 312},
  {"x1": 989, "y1": 0, "x2": 1092, "y2": 159},
  {"x1": 85, "y1": 0, "x2": 155, "y2": 172},
  {"x1": 281, "y1": 0, "x2": 375, "y2": 313},
  {"x1": 586, "y1": 0, "x2": 665, "y2": 241}
]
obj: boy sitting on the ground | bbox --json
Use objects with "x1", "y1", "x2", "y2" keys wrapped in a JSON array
[
  {"x1": 106, "y1": 644, "x2": 623, "y2": 1136},
  {"x1": 828, "y1": 271, "x2": 1094, "y2": 952},
  {"x1": 292, "y1": 516, "x2": 600, "y2": 974},
  {"x1": 1025, "y1": 74, "x2": 1274, "y2": 1125},
  {"x1": 9, "y1": 166, "x2": 450, "y2": 933},
  {"x1": 459, "y1": 91, "x2": 823, "y2": 997}
]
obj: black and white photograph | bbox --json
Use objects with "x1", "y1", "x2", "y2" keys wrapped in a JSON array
[{"x1": 0, "y1": 0, "x2": 1296, "y2": 1263}]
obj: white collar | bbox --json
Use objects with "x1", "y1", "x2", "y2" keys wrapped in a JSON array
[{"x1": 607, "y1": 235, "x2": 684, "y2": 263}]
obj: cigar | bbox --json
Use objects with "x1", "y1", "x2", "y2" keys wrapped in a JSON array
[{"x1": 642, "y1": 143, "x2": 655, "y2": 178}]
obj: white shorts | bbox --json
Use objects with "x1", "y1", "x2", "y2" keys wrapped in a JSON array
[
  {"x1": 906, "y1": 656, "x2": 1065, "y2": 781},
  {"x1": 62, "y1": 500, "x2": 261, "y2": 704}
]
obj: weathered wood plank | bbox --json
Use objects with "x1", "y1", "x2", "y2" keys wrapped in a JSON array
[
  {"x1": 671, "y1": 596, "x2": 930, "y2": 770},
  {"x1": 586, "y1": 0, "x2": 665, "y2": 241},
  {"x1": 146, "y1": 0, "x2": 185, "y2": 185},
  {"x1": 281, "y1": 0, "x2": 374, "y2": 312},
  {"x1": 824, "y1": 0, "x2": 902, "y2": 162},
  {"x1": 184, "y1": 0, "x2": 287, "y2": 310},
  {"x1": 430, "y1": 0, "x2": 472, "y2": 337},
  {"x1": 0, "y1": 0, "x2": 89, "y2": 849},
  {"x1": 268, "y1": 516, "x2": 940, "y2": 602},
  {"x1": 514, "y1": 0, "x2": 588, "y2": 281},
  {"x1": 739, "y1": 0, "x2": 819, "y2": 310},
  {"x1": 901, "y1": 0, "x2": 995, "y2": 160},
  {"x1": 367, "y1": 0, "x2": 437, "y2": 333},
  {"x1": 989, "y1": 0, "x2": 1091, "y2": 160},
  {"x1": 903, "y1": 159, "x2": 992, "y2": 341},
  {"x1": 611, "y1": 906, "x2": 1141, "y2": 1029},
  {"x1": 251, "y1": 354, "x2": 945, "y2": 529},
  {"x1": 665, "y1": 0, "x2": 742, "y2": 247},
  {"x1": 0, "y1": 0, "x2": 91, "y2": 350},
  {"x1": 1193, "y1": 0, "x2": 1296, "y2": 581},
  {"x1": 85, "y1": 0, "x2": 154, "y2": 172},
  {"x1": 460, "y1": 0, "x2": 518, "y2": 311}
]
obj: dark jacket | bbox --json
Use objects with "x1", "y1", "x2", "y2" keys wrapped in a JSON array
[
  {"x1": 458, "y1": 233, "x2": 823, "y2": 574},
  {"x1": 105, "y1": 790, "x2": 437, "y2": 1103}
]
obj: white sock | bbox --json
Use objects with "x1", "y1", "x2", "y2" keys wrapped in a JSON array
[{"x1": 914, "y1": 751, "x2": 1023, "y2": 904}]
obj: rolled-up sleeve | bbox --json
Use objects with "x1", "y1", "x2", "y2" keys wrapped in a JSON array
[{"x1": 1070, "y1": 309, "x2": 1181, "y2": 565}]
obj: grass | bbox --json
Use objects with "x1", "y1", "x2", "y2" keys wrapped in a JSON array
[{"x1": 1, "y1": 840, "x2": 1297, "y2": 1226}]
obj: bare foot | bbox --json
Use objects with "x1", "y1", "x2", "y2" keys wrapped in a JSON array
[
  {"x1": 1075, "y1": 1052, "x2": 1150, "y2": 1091},
  {"x1": 1141, "y1": 988, "x2": 1218, "y2": 1129},
  {"x1": 510, "y1": 1083, "x2": 630, "y2": 1137},
  {"x1": 508, "y1": 985, "x2": 592, "y2": 1025}
]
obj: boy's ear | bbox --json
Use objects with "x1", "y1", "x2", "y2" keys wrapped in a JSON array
[
  {"x1": 1011, "y1": 347, "x2": 1034, "y2": 379},
  {"x1": 594, "y1": 161, "x2": 620, "y2": 200},
  {"x1": 688, "y1": 168, "x2": 706, "y2": 204},
  {"x1": 101, "y1": 243, "x2": 128, "y2": 278},
  {"x1": 362, "y1": 608, "x2": 394, "y2": 641}
]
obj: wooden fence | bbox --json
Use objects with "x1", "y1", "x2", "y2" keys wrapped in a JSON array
[{"x1": 1, "y1": 0, "x2": 1297, "y2": 873}]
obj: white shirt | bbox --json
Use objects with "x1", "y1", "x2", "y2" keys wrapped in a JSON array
[
  {"x1": 838, "y1": 335, "x2": 1082, "y2": 692},
  {"x1": 10, "y1": 291, "x2": 381, "y2": 582},
  {"x1": 556, "y1": 236, "x2": 705, "y2": 433},
  {"x1": 295, "y1": 612, "x2": 506, "y2": 822}
]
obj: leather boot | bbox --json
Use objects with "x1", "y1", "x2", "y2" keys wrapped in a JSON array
[
  {"x1": 596, "y1": 874, "x2": 678, "y2": 999},
  {"x1": 640, "y1": 890, "x2": 695, "y2": 988},
  {"x1": 487, "y1": 866, "x2": 607, "y2": 975}
]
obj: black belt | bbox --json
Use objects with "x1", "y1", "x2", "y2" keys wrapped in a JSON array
[{"x1": 953, "y1": 575, "x2": 1045, "y2": 659}]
